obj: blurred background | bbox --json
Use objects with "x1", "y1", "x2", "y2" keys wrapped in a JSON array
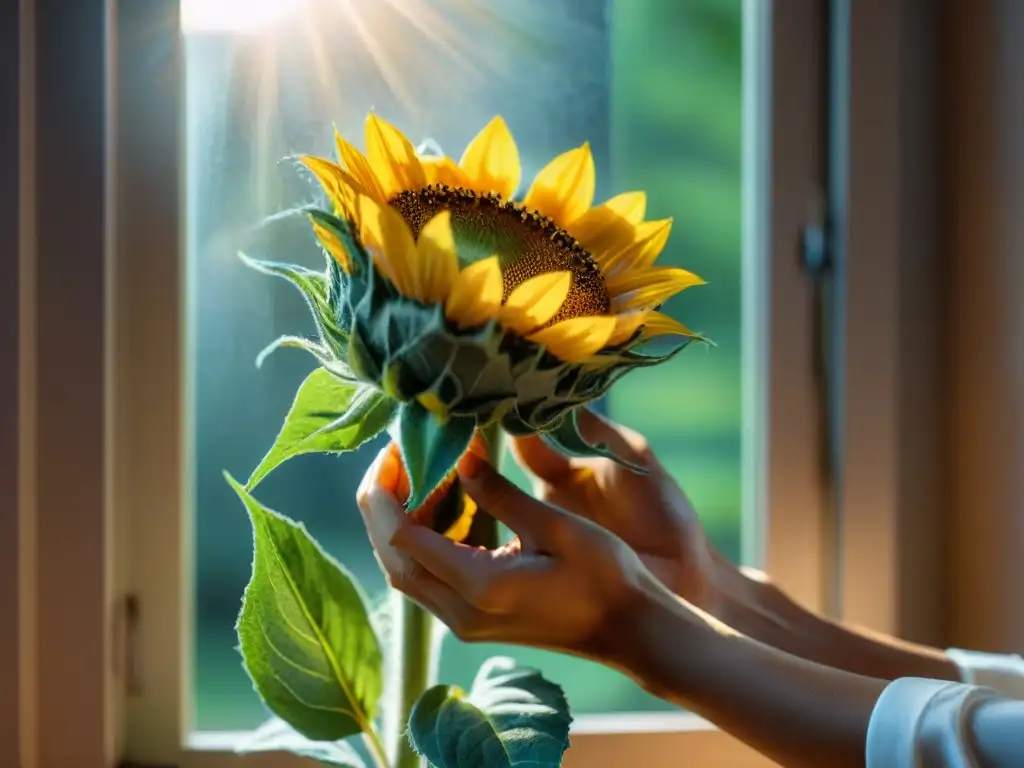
[
  {"x1": 183, "y1": 0, "x2": 745, "y2": 728},
  {"x1": 6, "y1": 1, "x2": 1024, "y2": 765}
]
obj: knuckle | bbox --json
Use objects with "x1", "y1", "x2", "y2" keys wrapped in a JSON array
[
  {"x1": 630, "y1": 436, "x2": 654, "y2": 463},
  {"x1": 467, "y1": 576, "x2": 505, "y2": 610},
  {"x1": 478, "y1": 472, "x2": 516, "y2": 509},
  {"x1": 619, "y1": 424, "x2": 650, "y2": 454},
  {"x1": 385, "y1": 563, "x2": 420, "y2": 593},
  {"x1": 447, "y1": 616, "x2": 481, "y2": 643},
  {"x1": 545, "y1": 512, "x2": 575, "y2": 544}
]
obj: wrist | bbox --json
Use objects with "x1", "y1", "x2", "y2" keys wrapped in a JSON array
[
  {"x1": 709, "y1": 554, "x2": 959, "y2": 682},
  {"x1": 703, "y1": 548, "x2": 795, "y2": 644},
  {"x1": 606, "y1": 573, "x2": 726, "y2": 702}
]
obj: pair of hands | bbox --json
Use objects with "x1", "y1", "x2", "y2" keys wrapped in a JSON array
[{"x1": 356, "y1": 409, "x2": 722, "y2": 666}]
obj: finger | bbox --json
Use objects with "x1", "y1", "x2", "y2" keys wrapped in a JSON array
[
  {"x1": 357, "y1": 442, "x2": 403, "y2": 507},
  {"x1": 509, "y1": 434, "x2": 572, "y2": 484},
  {"x1": 390, "y1": 521, "x2": 493, "y2": 594},
  {"x1": 457, "y1": 452, "x2": 574, "y2": 549},
  {"x1": 385, "y1": 560, "x2": 491, "y2": 641},
  {"x1": 358, "y1": 479, "x2": 417, "y2": 582},
  {"x1": 411, "y1": 577, "x2": 495, "y2": 641},
  {"x1": 575, "y1": 408, "x2": 652, "y2": 468}
]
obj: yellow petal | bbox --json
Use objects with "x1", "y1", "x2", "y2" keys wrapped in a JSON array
[
  {"x1": 607, "y1": 267, "x2": 705, "y2": 312},
  {"x1": 417, "y1": 391, "x2": 449, "y2": 419},
  {"x1": 570, "y1": 191, "x2": 647, "y2": 253},
  {"x1": 298, "y1": 155, "x2": 362, "y2": 217},
  {"x1": 364, "y1": 113, "x2": 427, "y2": 199},
  {"x1": 459, "y1": 116, "x2": 521, "y2": 199},
  {"x1": 334, "y1": 126, "x2": 387, "y2": 203},
  {"x1": 528, "y1": 315, "x2": 616, "y2": 363},
  {"x1": 357, "y1": 194, "x2": 418, "y2": 297},
  {"x1": 499, "y1": 271, "x2": 571, "y2": 335},
  {"x1": 606, "y1": 310, "x2": 649, "y2": 346},
  {"x1": 310, "y1": 217, "x2": 351, "y2": 273},
  {"x1": 523, "y1": 142, "x2": 596, "y2": 227},
  {"x1": 640, "y1": 311, "x2": 697, "y2": 340},
  {"x1": 442, "y1": 494, "x2": 478, "y2": 543},
  {"x1": 422, "y1": 155, "x2": 470, "y2": 188},
  {"x1": 445, "y1": 256, "x2": 503, "y2": 327},
  {"x1": 416, "y1": 211, "x2": 460, "y2": 305},
  {"x1": 598, "y1": 218, "x2": 672, "y2": 276}
]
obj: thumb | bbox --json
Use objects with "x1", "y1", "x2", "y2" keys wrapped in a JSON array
[{"x1": 457, "y1": 451, "x2": 573, "y2": 551}]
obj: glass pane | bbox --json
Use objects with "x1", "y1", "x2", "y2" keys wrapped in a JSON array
[{"x1": 184, "y1": 0, "x2": 747, "y2": 732}]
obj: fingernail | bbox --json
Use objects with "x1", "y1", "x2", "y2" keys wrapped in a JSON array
[{"x1": 458, "y1": 450, "x2": 485, "y2": 479}]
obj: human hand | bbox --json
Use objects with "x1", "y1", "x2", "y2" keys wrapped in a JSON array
[
  {"x1": 356, "y1": 442, "x2": 672, "y2": 666},
  {"x1": 509, "y1": 409, "x2": 721, "y2": 610}
]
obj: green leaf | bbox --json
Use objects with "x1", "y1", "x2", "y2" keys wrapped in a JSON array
[
  {"x1": 544, "y1": 407, "x2": 648, "y2": 474},
  {"x1": 247, "y1": 368, "x2": 398, "y2": 490},
  {"x1": 408, "y1": 656, "x2": 573, "y2": 768},
  {"x1": 229, "y1": 475, "x2": 384, "y2": 742},
  {"x1": 237, "y1": 718, "x2": 367, "y2": 767},
  {"x1": 396, "y1": 400, "x2": 476, "y2": 509}
]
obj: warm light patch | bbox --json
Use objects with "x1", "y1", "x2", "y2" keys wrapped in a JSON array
[{"x1": 180, "y1": 0, "x2": 300, "y2": 33}]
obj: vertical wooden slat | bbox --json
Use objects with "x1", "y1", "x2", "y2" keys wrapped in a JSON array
[
  {"x1": 31, "y1": 0, "x2": 122, "y2": 764},
  {"x1": 0, "y1": 0, "x2": 27, "y2": 764},
  {"x1": 946, "y1": 0, "x2": 1024, "y2": 654}
]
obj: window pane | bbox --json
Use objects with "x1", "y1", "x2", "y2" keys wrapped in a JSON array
[{"x1": 185, "y1": 0, "x2": 747, "y2": 732}]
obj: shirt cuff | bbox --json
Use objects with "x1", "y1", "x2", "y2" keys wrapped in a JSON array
[
  {"x1": 946, "y1": 648, "x2": 1024, "y2": 698},
  {"x1": 866, "y1": 677, "x2": 1001, "y2": 768}
]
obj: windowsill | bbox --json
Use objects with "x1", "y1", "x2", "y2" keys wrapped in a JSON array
[{"x1": 187, "y1": 711, "x2": 715, "y2": 752}]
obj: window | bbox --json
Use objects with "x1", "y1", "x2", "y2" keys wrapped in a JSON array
[
  {"x1": 185, "y1": 0, "x2": 747, "y2": 733},
  {"x1": 1, "y1": 0, "x2": 918, "y2": 765},
  {"x1": 114, "y1": 0, "x2": 835, "y2": 765},
  {"x1": 4, "y1": 1, "x2": 965, "y2": 766}
]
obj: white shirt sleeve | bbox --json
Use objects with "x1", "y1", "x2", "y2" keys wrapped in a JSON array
[
  {"x1": 946, "y1": 648, "x2": 1024, "y2": 698},
  {"x1": 866, "y1": 650, "x2": 1024, "y2": 767}
]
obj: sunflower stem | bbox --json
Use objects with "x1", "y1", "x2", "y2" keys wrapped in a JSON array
[
  {"x1": 463, "y1": 422, "x2": 505, "y2": 549},
  {"x1": 387, "y1": 593, "x2": 437, "y2": 768},
  {"x1": 387, "y1": 424, "x2": 505, "y2": 768}
]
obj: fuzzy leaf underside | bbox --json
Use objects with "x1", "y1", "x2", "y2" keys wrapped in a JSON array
[
  {"x1": 230, "y1": 476, "x2": 383, "y2": 742},
  {"x1": 409, "y1": 657, "x2": 573, "y2": 768},
  {"x1": 236, "y1": 717, "x2": 367, "y2": 767}
]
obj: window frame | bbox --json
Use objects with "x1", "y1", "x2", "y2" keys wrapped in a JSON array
[
  {"x1": 7, "y1": 0, "x2": 126, "y2": 766},
  {"x1": 4, "y1": 0, "x2": 949, "y2": 766}
]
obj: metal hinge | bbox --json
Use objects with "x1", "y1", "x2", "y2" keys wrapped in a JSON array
[
  {"x1": 115, "y1": 592, "x2": 143, "y2": 697},
  {"x1": 116, "y1": 596, "x2": 178, "y2": 768},
  {"x1": 801, "y1": 209, "x2": 845, "y2": 621}
]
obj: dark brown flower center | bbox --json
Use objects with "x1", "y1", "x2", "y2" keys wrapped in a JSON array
[{"x1": 389, "y1": 184, "x2": 610, "y2": 322}]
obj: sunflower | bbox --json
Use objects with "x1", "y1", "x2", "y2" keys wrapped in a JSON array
[
  {"x1": 242, "y1": 113, "x2": 706, "y2": 541},
  {"x1": 302, "y1": 114, "x2": 702, "y2": 362}
]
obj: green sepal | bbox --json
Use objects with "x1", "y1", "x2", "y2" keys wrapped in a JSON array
[
  {"x1": 305, "y1": 208, "x2": 369, "y2": 276},
  {"x1": 255, "y1": 335, "x2": 356, "y2": 382},
  {"x1": 408, "y1": 657, "x2": 572, "y2": 768},
  {"x1": 246, "y1": 368, "x2": 397, "y2": 490},
  {"x1": 237, "y1": 251, "x2": 350, "y2": 362},
  {"x1": 236, "y1": 718, "x2": 367, "y2": 767},
  {"x1": 395, "y1": 399, "x2": 476, "y2": 510},
  {"x1": 228, "y1": 475, "x2": 383, "y2": 742},
  {"x1": 544, "y1": 406, "x2": 648, "y2": 473},
  {"x1": 593, "y1": 335, "x2": 695, "y2": 369}
]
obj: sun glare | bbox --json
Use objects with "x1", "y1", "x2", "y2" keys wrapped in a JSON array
[{"x1": 180, "y1": 0, "x2": 301, "y2": 34}]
